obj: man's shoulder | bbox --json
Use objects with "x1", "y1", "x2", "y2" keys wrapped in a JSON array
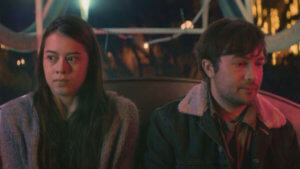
[
  {"x1": 154, "y1": 98, "x2": 182, "y2": 116},
  {"x1": 151, "y1": 97, "x2": 196, "y2": 125}
]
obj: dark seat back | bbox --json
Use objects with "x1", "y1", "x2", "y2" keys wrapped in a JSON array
[{"x1": 104, "y1": 77, "x2": 199, "y2": 124}]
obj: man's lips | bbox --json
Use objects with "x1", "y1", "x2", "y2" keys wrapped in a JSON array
[
  {"x1": 239, "y1": 85, "x2": 258, "y2": 94},
  {"x1": 242, "y1": 87, "x2": 257, "y2": 90},
  {"x1": 239, "y1": 84, "x2": 258, "y2": 91}
]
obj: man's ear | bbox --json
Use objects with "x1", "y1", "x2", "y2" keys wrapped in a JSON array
[{"x1": 201, "y1": 59, "x2": 215, "y2": 78}]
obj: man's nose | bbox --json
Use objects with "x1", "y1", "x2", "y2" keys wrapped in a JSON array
[
  {"x1": 55, "y1": 58, "x2": 70, "y2": 74},
  {"x1": 244, "y1": 64, "x2": 255, "y2": 81}
]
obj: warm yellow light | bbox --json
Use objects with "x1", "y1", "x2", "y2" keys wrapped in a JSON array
[
  {"x1": 20, "y1": 58, "x2": 25, "y2": 65},
  {"x1": 270, "y1": 8, "x2": 280, "y2": 34},
  {"x1": 284, "y1": 0, "x2": 289, "y2": 4},
  {"x1": 0, "y1": 44, "x2": 8, "y2": 50},
  {"x1": 263, "y1": 9, "x2": 268, "y2": 17},
  {"x1": 286, "y1": 11, "x2": 291, "y2": 19},
  {"x1": 143, "y1": 43, "x2": 149, "y2": 50},
  {"x1": 294, "y1": 0, "x2": 299, "y2": 11},
  {"x1": 290, "y1": 0, "x2": 299, "y2": 15},
  {"x1": 290, "y1": 44, "x2": 299, "y2": 55},
  {"x1": 257, "y1": 0, "x2": 262, "y2": 16},
  {"x1": 255, "y1": 0, "x2": 263, "y2": 26},
  {"x1": 262, "y1": 22, "x2": 269, "y2": 34},
  {"x1": 257, "y1": 17, "x2": 262, "y2": 26},
  {"x1": 271, "y1": 28, "x2": 276, "y2": 35},
  {"x1": 272, "y1": 53, "x2": 277, "y2": 66},
  {"x1": 180, "y1": 20, "x2": 194, "y2": 29},
  {"x1": 16, "y1": 60, "x2": 21, "y2": 66},
  {"x1": 106, "y1": 51, "x2": 113, "y2": 58},
  {"x1": 252, "y1": 5, "x2": 257, "y2": 17}
]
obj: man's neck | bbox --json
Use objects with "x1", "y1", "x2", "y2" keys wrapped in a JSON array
[
  {"x1": 210, "y1": 92, "x2": 247, "y2": 122},
  {"x1": 217, "y1": 104, "x2": 247, "y2": 122}
]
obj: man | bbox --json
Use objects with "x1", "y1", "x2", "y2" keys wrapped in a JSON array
[{"x1": 141, "y1": 18, "x2": 299, "y2": 169}]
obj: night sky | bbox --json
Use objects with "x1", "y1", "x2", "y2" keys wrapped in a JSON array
[{"x1": 0, "y1": 0, "x2": 223, "y2": 30}]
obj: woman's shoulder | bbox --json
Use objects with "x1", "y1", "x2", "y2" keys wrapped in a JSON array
[
  {"x1": 106, "y1": 90, "x2": 139, "y2": 122},
  {"x1": 0, "y1": 92, "x2": 36, "y2": 121},
  {"x1": 0, "y1": 93, "x2": 39, "y2": 150}
]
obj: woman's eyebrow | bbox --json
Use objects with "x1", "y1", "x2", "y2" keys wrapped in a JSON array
[
  {"x1": 44, "y1": 50, "x2": 58, "y2": 54},
  {"x1": 66, "y1": 51, "x2": 81, "y2": 55},
  {"x1": 44, "y1": 50, "x2": 81, "y2": 55}
]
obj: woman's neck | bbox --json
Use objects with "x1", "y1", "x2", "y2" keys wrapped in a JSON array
[{"x1": 53, "y1": 95, "x2": 78, "y2": 119}]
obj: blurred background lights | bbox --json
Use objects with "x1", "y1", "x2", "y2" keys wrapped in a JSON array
[
  {"x1": 143, "y1": 43, "x2": 149, "y2": 50},
  {"x1": 16, "y1": 58, "x2": 26, "y2": 66},
  {"x1": 21, "y1": 58, "x2": 25, "y2": 65},
  {"x1": 0, "y1": 44, "x2": 8, "y2": 50},
  {"x1": 106, "y1": 51, "x2": 113, "y2": 58},
  {"x1": 253, "y1": 0, "x2": 300, "y2": 66},
  {"x1": 79, "y1": 0, "x2": 90, "y2": 20},
  {"x1": 180, "y1": 20, "x2": 194, "y2": 29}
]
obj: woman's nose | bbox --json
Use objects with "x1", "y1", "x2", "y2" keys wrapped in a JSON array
[{"x1": 55, "y1": 58, "x2": 71, "y2": 74}]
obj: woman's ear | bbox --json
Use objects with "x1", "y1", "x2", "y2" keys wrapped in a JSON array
[{"x1": 201, "y1": 59, "x2": 215, "y2": 79}]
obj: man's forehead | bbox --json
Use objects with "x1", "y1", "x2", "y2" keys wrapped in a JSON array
[
  {"x1": 222, "y1": 52, "x2": 264, "y2": 59},
  {"x1": 229, "y1": 48, "x2": 265, "y2": 59},
  {"x1": 245, "y1": 47, "x2": 265, "y2": 58}
]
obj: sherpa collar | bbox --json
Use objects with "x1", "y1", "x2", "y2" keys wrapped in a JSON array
[{"x1": 178, "y1": 81, "x2": 286, "y2": 129}]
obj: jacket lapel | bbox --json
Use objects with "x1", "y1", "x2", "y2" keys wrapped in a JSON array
[
  {"x1": 256, "y1": 121, "x2": 272, "y2": 168},
  {"x1": 197, "y1": 110, "x2": 224, "y2": 147}
]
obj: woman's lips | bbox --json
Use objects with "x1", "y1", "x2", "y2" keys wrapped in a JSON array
[
  {"x1": 53, "y1": 79, "x2": 70, "y2": 86},
  {"x1": 53, "y1": 79, "x2": 70, "y2": 82}
]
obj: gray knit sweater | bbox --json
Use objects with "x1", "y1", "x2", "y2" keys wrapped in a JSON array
[{"x1": 0, "y1": 91, "x2": 139, "y2": 169}]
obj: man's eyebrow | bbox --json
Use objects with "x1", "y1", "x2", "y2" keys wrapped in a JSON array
[
  {"x1": 233, "y1": 55, "x2": 247, "y2": 59},
  {"x1": 256, "y1": 57, "x2": 265, "y2": 61}
]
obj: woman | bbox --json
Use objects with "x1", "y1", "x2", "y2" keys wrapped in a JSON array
[{"x1": 0, "y1": 15, "x2": 138, "y2": 169}]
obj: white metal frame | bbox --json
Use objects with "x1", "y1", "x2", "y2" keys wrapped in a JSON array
[{"x1": 19, "y1": 0, "x2": 300, "y2": 52}]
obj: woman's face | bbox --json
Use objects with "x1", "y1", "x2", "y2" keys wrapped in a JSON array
[{"x1": 43, "y1": 31, "x2": 89, "y2": 98}]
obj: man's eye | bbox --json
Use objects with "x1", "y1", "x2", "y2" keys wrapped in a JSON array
[
  {"x1": 256, "y1": 62, "x2": 264, "y2": 66},
  {"x1": 235, "y1": 62, "x2": 247, "y2": 67}
]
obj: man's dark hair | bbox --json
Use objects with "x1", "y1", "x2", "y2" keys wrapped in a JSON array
[{"x1": 193, "y1": 18, "x2": 266, "y2": 80}]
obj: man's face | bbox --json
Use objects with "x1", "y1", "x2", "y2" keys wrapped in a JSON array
[
  {"x1": 210, "y1": 48, "x2": 265, "y2": 108},
  {"x1": 43, "y1": 31, "x2": 89, "y2": 98}
]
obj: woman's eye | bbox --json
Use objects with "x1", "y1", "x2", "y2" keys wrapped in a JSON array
[
  {"x1": 47, "y1": 55, "x2": 53, "y2": 60},
  {"x1": 46, "y1": 55, "x2": 57, "y2": 62},
  {"x1": 66, "y1": 56, "x2": 77, "y2": 63}
]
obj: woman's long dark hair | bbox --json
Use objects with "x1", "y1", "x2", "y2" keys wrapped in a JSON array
[{"x1": 33, "y1": 15, "x2": 111, "y2": 169}]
